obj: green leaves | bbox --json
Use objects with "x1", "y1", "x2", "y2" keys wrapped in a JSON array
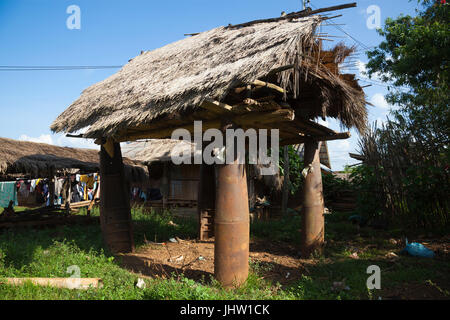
[{"x1": 366, "y1": 1, "x2": 449, "y2": 143}]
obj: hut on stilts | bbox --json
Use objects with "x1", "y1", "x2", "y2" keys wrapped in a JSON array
[{"x1": 51, "y1": 4, "x2": 368, "y2": 287}]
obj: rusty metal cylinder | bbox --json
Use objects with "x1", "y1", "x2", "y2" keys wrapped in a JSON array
[
  {"x1": 214, "y1": 161, "x2": 249, "y2": 288},
  {"x1": 301, "y1": 140, "x2": 325, "y2": 257}
]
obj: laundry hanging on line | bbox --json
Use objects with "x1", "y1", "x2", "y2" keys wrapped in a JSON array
[{"x1": 0, "y1": 181, "x2": 18, "y2": 208}]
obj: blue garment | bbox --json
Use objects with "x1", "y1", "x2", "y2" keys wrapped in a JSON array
[
  {"x1": 401, "y1": 239, "x2": 435, "y2": 258},
  {"x1": 140, "y1": 191, "x2": 147, "y2": 201},
  {"x1": 0, "y1": 182, "x2": 18, "y2": 207}
]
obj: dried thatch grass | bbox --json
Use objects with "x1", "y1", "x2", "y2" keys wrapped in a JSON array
[
  {"x1": 122, "y1": 139, "x2": 200, "y2": 164},
  {"x1": 0, "y1": 137, "x2": 148, "y2": 181},
  {"x1": 51, "y1": 16, "x2": 367, "y2": 139}
]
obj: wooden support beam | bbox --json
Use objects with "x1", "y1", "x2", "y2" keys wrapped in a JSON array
[
  {"x1": 281, "y1": 146, "x2": 290, "y2": 218},
  {"x1": 198, "y1": 162, "x2": 216, "y2": 241},
  {"x1": 293, "y1": 118, "x2": 337, "y2": 136},
  {"x1": 102, "y1": 138, "x2": 115, "y2": 158},
  {"x1": 235, "y1": 109, "x2": 295, "y2": 127},
  {"x1": 117, "y1": 107, "x2": 295, "y2": 142},
  {"x1": 232, "y1": 98, "x2": 281, "y2": 114},
  {"x1": 281, "y1": 131, "x2": 350, "y2": 146},
  {"x1": 117, "y1": 120, "x2": 222, "y2": 142},
  {"x1": 2, "y1": 278, "x2": 103, "y2": 290},
  {"x1": 99, "y1": 142, "x2": 134, "y2": 254},
  {"x1": 200, "y1": 99, "x2": 234, "y2": 114},
  {"x1": 227, "y1": 3, "x2": 357, "y2": 29},
  {"x1": 252, "y1": 80, "x2": 285, "y2": 94}
]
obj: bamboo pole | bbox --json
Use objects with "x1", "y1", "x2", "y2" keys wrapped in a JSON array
[{"x1": 281, "y1": 146, "x2": 290, "y2": 217}]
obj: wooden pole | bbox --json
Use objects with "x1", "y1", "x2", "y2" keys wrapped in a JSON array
[
  {"x1": 99, "y1": 140, "x2": 134, "y2": 254},
  {"x1": 161, "y1": 162, "x2": 170, "y2": 210},
  {"x1": 301, "y1": 140, "x2": 325, "y2": 257},
  {"x1": 198, "y1": 162, "x2": 216, "y2": 240},
  {"x1": 281, "y1": 146, "x2": 290, "y2": 217},
  {"x1": 48, "y1": 167, "x2": 55, "y2": 207}
]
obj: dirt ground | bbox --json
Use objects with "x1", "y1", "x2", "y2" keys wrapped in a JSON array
[
  {"x1": 117, "y1": 235, "x2": 450, "y2": 299},
  {"x1": 118, "y1": 238, "x2": 307, "y2": 286}
]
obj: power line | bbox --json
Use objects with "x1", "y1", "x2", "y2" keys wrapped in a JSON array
[
  {"x1": 0, "y1": 65, "x2": 123, "y2": 71},
  {"x1": 359, "y1": 78, "x2": 410, "y2": 91}
]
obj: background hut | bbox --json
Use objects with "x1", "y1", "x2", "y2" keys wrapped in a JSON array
[
  {"x1": 0, "y1": 137, "x2": 148, "y2": 207},
  {"x1": 0, "y1": 137, "x2": 147, "y2": 180},
  {"x1": 122, "y1": 139, "x2": 200, "y2": 214}
]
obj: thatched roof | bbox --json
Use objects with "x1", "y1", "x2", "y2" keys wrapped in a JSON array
[
  {"x1": 122, "y1": 139, "x2": 200, "y2": 164},
  {"x1": 51, "y1": 15, "x2": 367, "y2": 140},
  {"x1": 0, "y1": 137, "x2": 148, "y2": 181}
]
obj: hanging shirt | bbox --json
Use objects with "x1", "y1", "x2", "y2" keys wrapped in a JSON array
[
  {"x1": 18, "y1": 181, "x2": 30, "y2": 198},
  {"x1": 30, "y1": 180, "x2": 36, "y2": 192},
  {"x1": 0, "y1": 181, "x2": 18, "y2": 207},
  {"x1": 55, "y1": 179, "x2": 64, "y2": 196},
  {"x1": 79, "y1": 175, "x2": 95, "y2": 189}
]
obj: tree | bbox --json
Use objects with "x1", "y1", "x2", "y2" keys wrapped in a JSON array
[{"x1": 365, "y1": 0, "x2": 449, "y2": 149}]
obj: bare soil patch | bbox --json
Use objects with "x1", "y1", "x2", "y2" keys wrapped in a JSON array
[{"x1": 118, "y1": 238, "x2": 308, "y2": 286}]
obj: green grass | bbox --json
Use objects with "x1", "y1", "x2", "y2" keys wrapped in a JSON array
[
  {"x1": 0, "y1": 207, "x2": 448, "y2": 300},
  {"x1": 0, "y1": 207, "x2": 294, "y2": 300}
]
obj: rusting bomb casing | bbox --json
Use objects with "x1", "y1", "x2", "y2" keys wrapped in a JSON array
[
  {"x1": 301, "y1": 140, "x2": 325, "y2": 257},
  {"x1": 214, "y1": 162, "x2": 250, "y2": 287}
]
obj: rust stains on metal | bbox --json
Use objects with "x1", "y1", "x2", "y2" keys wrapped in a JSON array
[
  {"x1": 300, "y1": 139, "x2": 325, "y2": 257},
  {"x1": 214, "y1": 158, "x2": 250, "y2": 287}
]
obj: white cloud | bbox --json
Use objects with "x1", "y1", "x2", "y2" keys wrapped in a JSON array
[
  {"x1": 355, "y1": 60, "x2": 384, "y2": 83},
  {"x1": 19, "y1": 133, "x2": 97, "y2": 150},
  {"x1": 19, "y1": 134, "x2": 53, "y2": 145},
  {"x1": 335, "y1": 139, "x2": 351, "y2": 151},
  {"x1": 356, "y1": 60, "x2": 367, "y2": 76},
  {"x1": 370, "y1": 93, "x2": 390, "y2": 110},
  {"x1": 54, "y1": 134, "x2": 97, "y2": 149}
]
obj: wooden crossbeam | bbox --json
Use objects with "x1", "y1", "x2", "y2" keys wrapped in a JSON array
[
  {"x1": 227, "y1": 3, "x2": 357, "y2": 29},
  {"x1": 117, "y1": 120, "x2": 222, "y2": 142},
  {"x1": 252, "y1": 80, "x2": 285, "y2": 94},
  {"x1": 200, "y1": 99, "x2": 234, "y2": 114},
  {"x1": 116, "y1": 108, "x2": 295, "y2": 142},
  {"x1": 234, "y1": 109, "x2": 295, "y2": 127},
  {"x1": 281, "y1": 132, "x2": 350, "y2": 146}
]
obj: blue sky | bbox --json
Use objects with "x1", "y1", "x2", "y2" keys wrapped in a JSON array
[{"x1": 0, "y1": 0, "x2": 421, "y2": 170}]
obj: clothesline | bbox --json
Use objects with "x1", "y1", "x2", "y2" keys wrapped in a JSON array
[{"x1": 0, "y1": 173, "x2": 100, "y2": 209}]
